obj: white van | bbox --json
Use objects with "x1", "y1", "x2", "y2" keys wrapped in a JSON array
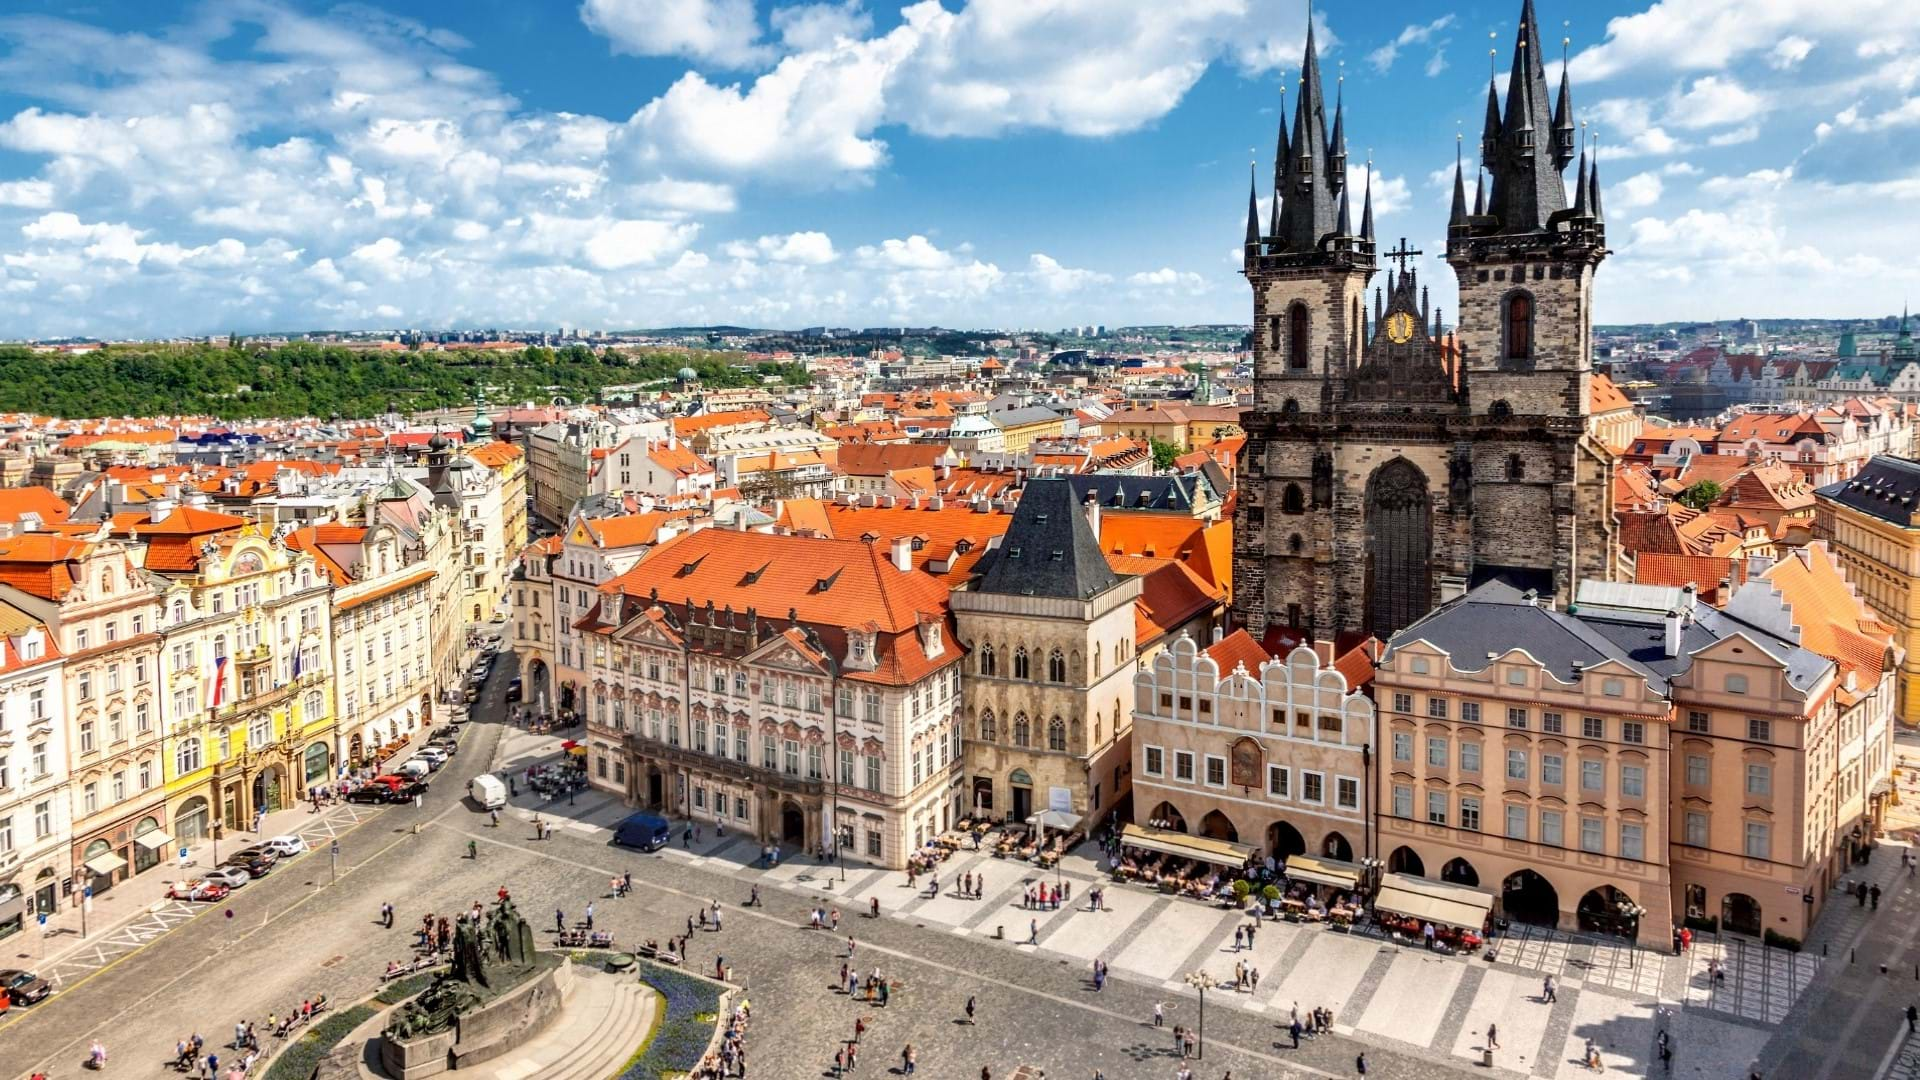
[
  {"x1": 469, "y1": 773, "x2": 507, "y2": 810},
  {"x1": 394, "y1": 759, "x2": 431, "y2": 781}
]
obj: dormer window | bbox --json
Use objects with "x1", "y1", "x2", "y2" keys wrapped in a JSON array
[{"x1": 22, "y1": 635, "x2": 40, "y2": 661}]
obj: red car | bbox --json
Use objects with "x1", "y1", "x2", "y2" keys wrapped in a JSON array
[{"x1": 166, "y1": 879, "x2": 230, "y2": 902}]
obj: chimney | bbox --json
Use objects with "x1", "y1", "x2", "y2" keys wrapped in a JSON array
[
  {"x1": 1084, "y1": 490, "x2": 1101, "y2": 539},
  {"x1": 150, "y1": 497, "x2": 176, "y2": 523},
  {"x1": 1663, "y1": 609, "x2": 1683, "y2": 658},
  {"x1": 1680, "y1": 583, "x2": 1698, "y2": 625},
  {"x1": 889, "y1": 535, "x2": 912, "y2": 573},
  {"x1": 929, "y1": 495, "x2": 944, "y2": 511}
]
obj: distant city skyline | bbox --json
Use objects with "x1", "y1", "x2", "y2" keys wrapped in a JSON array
[{"x1": 1, "y1": 0, "x2": 1917, "y2": 339}]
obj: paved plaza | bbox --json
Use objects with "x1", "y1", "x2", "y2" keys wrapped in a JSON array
[{"x1": 4, "y1": 686, "x2": 1918, "y2": 1079}]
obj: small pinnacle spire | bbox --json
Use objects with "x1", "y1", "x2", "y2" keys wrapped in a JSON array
[
  {"x1": 1360, "y1": 159, "x2": 1374, "y2": 241},
  {"x1": 1245, "y1": 156, "x2": 1262, "y2": 247},
  {"x1": 1336, "y1": 179, "x2": 1352, "y2": 237},
  {"x1": 1449, "y1": 137, "x2": 1469, "y2": 227},
  {"x1": 1473, "y1": 170, "x2": 1486, "y2": 216},
  {"x1": 1271, "y1": 78, "x2": 1290, "y2": 237},
  {"x1": 1588, "y1": 133, "x2": 1604, "y2": 223},
  {"x1": 1329, "y1": 71, "x2": 1348, "y2": 191},
  {"x1": 1572, "y1": 145, "x2": 1589, "y2": 217}
]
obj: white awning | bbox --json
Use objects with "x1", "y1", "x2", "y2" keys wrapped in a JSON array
[
  {"x1": 1372, "y1": 872, "x2": 1495, "y2": 932},
  {"x1": 85, "y1": 851, "x2": 128, "y2": 876},
  {"x1": 133, "y1": 831, "x2": 175, "y2": 852},
  {"x1": 1284, "y1": 854, "x2": 1361, "y2": 890},
  {"x1": 1120, "y1": 823, "x2": 1257, "y2": 867},
  {"x1": 1026, "y1": 809, "x2": 1083, "y2": 832}
]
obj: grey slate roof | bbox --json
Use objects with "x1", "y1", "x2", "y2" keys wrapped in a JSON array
[
  {"x1": 991, "y1": 405, "x2": 1065, "y2": 429},
  {"x1": 974, "y1": 477, "x2": 1120, "y2": 600},
  {"x1": 1817, "y1": 456, "x2": 1920, "y2": 527},
  {"x1": 1065, "y1": 474, "x2": 1201, "y2": 513},
  {"x1": 1386, "y1": 580, "x2": 1831, "y2": 696}
]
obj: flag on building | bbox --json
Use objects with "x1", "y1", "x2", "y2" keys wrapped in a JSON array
[{"x1": 207, "y1": 655, "x2": 227, "y2": 710}]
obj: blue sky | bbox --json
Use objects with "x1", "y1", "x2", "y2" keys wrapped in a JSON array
[{"x1": 1, "y1": 0, "x2": 1918, "y2": 339}]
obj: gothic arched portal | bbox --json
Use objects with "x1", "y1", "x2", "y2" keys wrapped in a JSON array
[{"x1": 1364, "y1": 458, "x2": 1433, "y2": 638}]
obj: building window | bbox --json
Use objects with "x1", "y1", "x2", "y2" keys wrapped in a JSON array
[
  {"x1": 1621, "y1": 765, "x2": 1645, "y2": 798},
  {"x1": 1686, "y1": 754, "x2": 1709, "y2": 786},
  {"x1": 1581, "y1": 760, "x2": 1603, "y2": 791},
  {"x1": 1505, "y1": 749, "x2": 1528, "y2": 780},
  {"x1": 1287, "y1": 303, "x2": 1309, "y2": 370},
  {"x1": 1047, "y1": 650, "x2": 1066, "y2": 683},
  {"x1": 1601, "y1": 678, "x2": 1625, "y2": 698},
  {"x1": 1686, "y1": 710, "x2": 1710, "y2": 734},
  {"x1": 1392, "y1": 732, "x2": 1412, "y2": 761},
  {"x1": 1542, "y1": 711, "x2": 1563, "y2": 734},
  {"x1": 1173, "y1": 751, "x2": 1195, "y2": 782},
  {"x1": 1459, "y1": 797, "x2": 1481, "y2": 831},
  {"x1": 79, "y1": 721, "x2": 95, "y2": 754},
  {"x1": 979, "y1": 645, "x2": 995, "y2": 676},
  {"x1": 1427, "y1": 697, "x2": 1448, "y2": 719},
  {"x1": 1013, "y1": 647, "x2": 1029, "y2": 680},
  {"x1": 1746, "y1": 763, "x2": 1772, "y2": 796},
  {"x1": 1582, "y1": 716, "x2": 1604, "y2": 740},
  {"x1": 1540, "y1": 810, "x2": 1563, "y2": 847},
  {"x1": 1505, "y1": 804, "x2": 1527, "y2": 839},
  {"x1": 1747, "y1": 718, "x2": 1771, "y2": 742},
  {"x1": 1541, "y1": 753, "x2": 1563, "y2": 785},
  {"x1": 1579, "y1": 816, "x2": 1604, "y2": 854},
  {"x1": 1744, "y1": 821, "x2": 1770, "y2": 859},
  {"x1": 1047, "y1": 717, "x2": 1066, "y2": 751},
  {"x1": 1426, "y1": 791, "x2": 1447, "y2": 825},
  {"x1": 1392, "y1": 692, "x2": 1412, "y2": 714},
  {"x1": 1461, "y1": 702, "x2": 1481, "y2": 724},
  {"x1": 980, "y1": 711, "x2": 997, "y2": 742},
  {"x1": 1620, "y1": 822, "x2": 1644, "y2": 860},
  {"x1": 1204, "y1": 756, "x2": 1226, "y2": 787},
  {"x1": 1013, "y1": 714, "x2": 1031, "y2": 748},
  {"x1": 1685, "y1": 811, "x2": 1709, "y2": 847},
  {"x1": 1460, "y1": 742, "x2": 1481, "y2": 773},
  {"x1": 865, "y1": 754, "x2": 881, "y2": 791},
  {"x1": 1392, "y1": 784, "x2": 1412, "y2": 818},
  {"x1": 1301, "y1": 771, "x2": 1324, "y2": 803},
  {"x1": 1427, "y1": 736, "x2": 1448, "y2": 768},
  {"x1": 176, "y1": 737, "x2": 203, "y2": 774},
  {"x1": 1504, "y1": 292, "x2": 1532, "y2": 361},
  {"x1": 1725, "y1": 674, "x2": 1748, "y2": 695},
  {"x1": 1507, "y1": 707, "x2": 1529, "y2": 730},
  {"x1": 1268, "y1": 765, "x2": 1289, "y2": 798},
  {"x1": 1336, "y1": 777, "x2": 1359, "y2": 810},
  {"x1": 1144, "y1": 747, "x2": 1164, "y2": 776}
]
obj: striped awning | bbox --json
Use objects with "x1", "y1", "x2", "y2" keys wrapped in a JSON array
[{"x1": 1372, "y1": 872, "x2": 1495, "y2": 932}]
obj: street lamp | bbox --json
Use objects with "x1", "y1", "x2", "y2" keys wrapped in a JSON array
[
  {"x1": 1183, "y1": 971, "x2": 1218, "y2": 1060},
  {"x1": 1360, "y1": 856, "x2": 1384, "y2": 899}
]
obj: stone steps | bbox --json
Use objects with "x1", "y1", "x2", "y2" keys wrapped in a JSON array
[{"x1": 542, "y1": 978, "x2": 654, "y2": 1080}]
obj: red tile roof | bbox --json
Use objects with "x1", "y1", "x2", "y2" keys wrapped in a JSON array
[
  {"x1": 0, "y1": 533, "x2": 91, "y2": 600},
  {"x1": 0, "y1": 487, "x2": 71, "y2": 526},
  {"x1": 1205, "y1": 629, "x2": 1271, "y2": 677}
]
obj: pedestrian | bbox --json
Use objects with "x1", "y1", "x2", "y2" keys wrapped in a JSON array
[
  {"x1": 1154, "y1": 1001, "x2": 1166, "y2": 1027},
  {"x1": 1028, "y1": 918, "x2": 1039, "y2": 945},
  {"x1": 964, "y1": 995, "x2": 977, "y2": 1025},
  {"x1": 1858, "y1": 880, "x2": 1869, "y2": 907},
  {"x1": 381, "y1": 902, "x2": 394, "y2": 929},
  {"x1": 498, "y1": 884, "x2": 510, "y2": 903},
  {"x1": 1872, "y1": 883, "x2": 1883, "y2": 910},
  {"x1": 1543, "y1": 975, "x2": 1557, "y2": 1003},
  {"x1": 585, "y1": 902, "x2": 595, "y2": 929},
  {"x1": 623, "y1": 870, "x2": 633, "y2": 896},
  {"x1": 1356, "y1": 1052, "x2": 1368, "y2": 1076},
  {"x1": 489, "y1": 808, "x2": 499, "y2": 828},
  {"x1": 831, "y1": 908, "x2": 841, "y2": 931},
  {"x1": 1906, "y1": 1003, "x2": 1918, "y2": 1033},
  {"x1": 1289, "y1": 1018, "x2": 1302, "y2": 1049},
  {"x1": 901, "y1": 1044, "x2": 916, "y2": 1076},
  {"x1": 833, "y1": 1047, "x2": 845, "y2": 1077},
  {"x1": 1487, "y1": 1023, "x2": 1499, "y2": 1050},
  {"x1": 556, "y1": 908, "x2": 565, "y2": 933},
  {"x1": 854, "y1": 1017, "x2": 866, "y2": 1045},
  {"x1": 1173, "y1": 1025, "x2": 1186, "y2": 1057},
  {"x1": 467, "y1": 839, "x2": 477, "y2": 859},
  {"x1": 751, "y1": 884, "x2": 762, "y2": 907},
  {"x1": 870, "y1": 896, "x2": 880, "y2": 919},
  {"x1": 848, "y1": 935, "x2": 857, "y2": 958}
]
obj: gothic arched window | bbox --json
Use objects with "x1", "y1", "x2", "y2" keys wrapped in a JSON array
[
  {"x1": 1047, "y1": 649, "x2": 1066, "y2": 683},
  {"x1": 1507, "y1": 454, "x2": 1525, "y2": 481},
  {"x1": 1288, "y1": 304, "x2": 1310, "y2": 370},
  {"x1": 1013, "y1": 647, "x2": 1029, "y2": 680},
  {"x1": 980, "y1": 709, "x2": 997, "y2": 742},
  {"x1": 1288, "y1": 533, "x2": 1303, "y2": 555},
  {"x1": 1047, "y1": 716, "x2": 1067, "y2": 751},
  {"x1": 1012, "y1": 713, "x2": 1031, "y2": 748},
  {"x1": 1281, "y1": 483, "x2": 1305, "y2": 515},
  {"x1": 979, "y1": 644, "x2": 995, "y2": 676},
  {"x1": 1504, "y1": 292, "x2": 1533, "y2": 363}
]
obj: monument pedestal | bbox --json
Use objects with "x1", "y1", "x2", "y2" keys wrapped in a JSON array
[{"x1": 377, "y1": 957, "x2": 572, "y2": 1080}]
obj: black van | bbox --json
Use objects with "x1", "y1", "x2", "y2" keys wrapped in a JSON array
[{"x1": 611, "y1": 811, "x2": 671, "y2": 852}]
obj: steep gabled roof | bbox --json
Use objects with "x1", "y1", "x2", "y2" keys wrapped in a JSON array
[{"x1": 975, "y1": 477, "x2": 1119, "y2": 600}]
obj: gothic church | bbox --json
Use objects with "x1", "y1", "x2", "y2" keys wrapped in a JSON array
[{"x1": 1232, "y1": 0, "x2": 1618, "y2": 642}]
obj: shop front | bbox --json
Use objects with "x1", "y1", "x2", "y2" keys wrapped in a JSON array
[
  {"x1": 1371, "y1": 871, "x2": 1496, "y2": 952},
  {"x1": 0, "y1": 882, "x2": 23, "y2": 941}
]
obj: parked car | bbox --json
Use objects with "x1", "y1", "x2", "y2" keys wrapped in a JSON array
[
  {"x1": 388, "y1": 780, "x2": 429, "y2": 803},
  {"x1": 201, "y1": 866, "x2": 251, "y2": 889},
  {"x1": 414, "y1": 746, "x2": 449, "y2": 764},
  {"x1": 612, "y1": 811, "x2": 672, "y2": 852},
  {"x1": 227, "y1": 841, "x2": 278, "y2": 864},
  {"x1": 506, "y1": 678, "x2": 523, "y2": 703},
  {"x1": 346, "y1": 785, "x2": 390, "y2": 804},
  {"x1": 167, "y1": 879, "x2": 230, "y2": 902},
  {"x1": 221, "y1": 850, "x2": 273, "y2": 878},
  {"x1": 261, "y1": 835, "x2": 308, "y2": 858},
  {"x1": 0, "y1": 969, "x2": 52, "y2": 1005}
]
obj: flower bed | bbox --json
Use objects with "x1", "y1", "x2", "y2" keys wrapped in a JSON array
[
  {"x1": 374, "y1": 970, "x2": 440, "y2": 1005},
  {"x1": 616, "y1": 960, "x2": 725, "y2": 1079},
  {"x1": 262, "y1": 1004, "x2": 377, "y2": 1080}
]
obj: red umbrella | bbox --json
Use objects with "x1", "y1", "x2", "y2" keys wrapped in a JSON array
[{"x1": 559, "y1": 740, "x2": 579, "y2": 750}]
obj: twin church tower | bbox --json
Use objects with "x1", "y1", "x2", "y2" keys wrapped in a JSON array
[{"x1": 1232, "y1": 0, "x2": 1617, "y2": 642}]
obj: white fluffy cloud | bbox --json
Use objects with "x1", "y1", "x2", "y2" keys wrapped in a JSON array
[
  {"x1": 726, "y1": 231, "x2": 838, "y2": 264},
  {"x1": 1572, "y1": 0, "x2": 1912, "y2": 81},
  {"x1": 579, "y1": 0, "x2": 771, "y2": 68},
  {"x1": 1612, "y1": 171, "x2": 1664, "y2": 209},
  {"x1": 1366, "y1": 15, "x2": 1454, "y2": 74}
]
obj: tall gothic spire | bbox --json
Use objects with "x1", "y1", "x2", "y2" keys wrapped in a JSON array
[
  {"x1": 1329, "y1": 78, "x2": 1348, "y2": 193},
  {"x1": 1272, "y1": 16, "x2": 1341, "y2": 253},
  {"x1": 1551, "y1": 44, "x2": 1576, "y2": 170},
  {"x1": 1588, "y1": 140, "x2": 1604, "y2": 224},
  {"x1": 1270, "y1": 82, "x2": 1289, "y2": 237},
  {"x1": 1485, "y1": 0, "x2": 1570, "y2": 234}
]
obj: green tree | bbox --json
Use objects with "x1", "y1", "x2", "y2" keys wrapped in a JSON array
[
  {"x1": 1149, "y1": 437, "x2": 1183, "y2": 470},
  {"x1": 1676, "y1": 479, "x2": 1723, "y2": 510}
]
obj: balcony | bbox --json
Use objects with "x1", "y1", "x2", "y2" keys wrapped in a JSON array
[{"x1": 237, "y1": 642, "x2": 273, "y2": 665}]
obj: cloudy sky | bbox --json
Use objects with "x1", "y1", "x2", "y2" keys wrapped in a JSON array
[{"x1": 1, "y1": 0, "x2": 1917, "y2": 339}]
